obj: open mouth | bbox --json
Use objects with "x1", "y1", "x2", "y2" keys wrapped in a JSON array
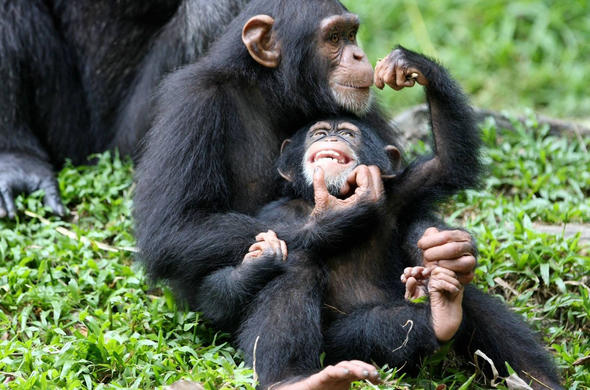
[{"x1": 310, "y1": 148, "x2": 354, "y2": 165}]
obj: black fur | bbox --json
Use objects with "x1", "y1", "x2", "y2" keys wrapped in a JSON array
[
  {"x1": 134, "y1": 0, "x2": 411, "y2": 330},
  {"x1": 233, "y1": 49, "x2": 561, "y2": 388},
  {"x1": 131, "y1": 2, "x2": 561, "y2": 387},
  {"x1": 0, "y1": 0, "x2": 251, "y2": 217}
]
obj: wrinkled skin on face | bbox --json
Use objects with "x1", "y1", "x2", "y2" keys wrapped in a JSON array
[
  {"x1": 318, "y1": 14, "x2": 374, "y2": 115},
  {"x1": 302, "y1": 121, "x2": 361, "y2": 195}
]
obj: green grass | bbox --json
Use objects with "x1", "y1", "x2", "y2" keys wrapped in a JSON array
[
  {"x1": 2, "y1": 2, "x2": 590, "y2": 387},
  {"x1": 1, "y1": 117, "x2": 588, "y2": 389},
  {"x1": 342, "y1": 0, "x2": 590, "y2": 119}
]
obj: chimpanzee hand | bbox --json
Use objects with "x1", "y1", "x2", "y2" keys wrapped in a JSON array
[
  {"x1": 401, "y1": 266, "x2": 463, "y2": 342},
  {"x1": 0, "y1": 153, "x2": 66, "y2": 219},
  {"x1": 312, "y1": 165, "x2": 384, "y2": 217},
  {"x1": 417, "y1": 227, "x2": 476, "y2": 285},
  {"x1": 243, "y1": 230, "x2": 288, "y2": 263},
  {"x1": 428, "y1": 266, "x2": 464, "y2": 342},
  {"x1": 374, "y1": 47, "x2": 429, "y2": 91},
  {"x1": 401, "y1": 266, "x2": 430, "y2": 300}
]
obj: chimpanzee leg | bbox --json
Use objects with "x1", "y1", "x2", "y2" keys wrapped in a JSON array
[
  {"x1": 323, "y1": 301, "x2": 439, "y2": 372},
  {"x1": 238, "y1": 261, "x2": 327, "y2": 389},
  {"x1": 0, "y1": 0, "x2": 88, "y2": 218},
  {"x1": 456, "y1": 286, "x2": 563, "y2": 389}
]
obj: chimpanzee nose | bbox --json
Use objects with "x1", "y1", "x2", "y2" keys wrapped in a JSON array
[{"x1": 353, "y1": 47, "x2": 366, "y2": 61}]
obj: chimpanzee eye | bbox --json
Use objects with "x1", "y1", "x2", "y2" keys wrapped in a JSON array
[
  {"x1": 313, "y1": 130, "x2": 328, "y2": 138},
  {"x1": 339, "y1": 130, "x2": 354, "y2": 138},
  {"x1": 348, "y1": 31, "x2": 356, "y2": 41},
  {"x1": 330, "y1": 32, "x2": 339, "y2": 43}
]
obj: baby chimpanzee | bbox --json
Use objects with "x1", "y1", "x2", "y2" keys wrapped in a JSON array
[
  {"x1": 238, "y1": 116, "x2": 475, "y2": 389},
  {"x1": 199, "y1": 48, "x2": 562, "y2": 390},
  {"x1": 233, "y1": 118, "x2": 560, "y2": 389}
]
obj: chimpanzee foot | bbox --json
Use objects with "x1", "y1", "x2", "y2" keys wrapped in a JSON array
[{"x1": 274, "y1": 361, "x2": 379, "y2": 390}]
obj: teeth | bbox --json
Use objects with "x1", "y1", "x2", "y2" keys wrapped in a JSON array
[
  {"x1": 316, "y1": 151, "x2": 341, "y2": 158},
  {"x1": 313, "y1": 149, "x2": 350, "y2": 164}
]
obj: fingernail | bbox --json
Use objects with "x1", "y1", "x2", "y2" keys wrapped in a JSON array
[
  {"x1": 372, "y1": 370, "x2": 379, "y2": 377},
  {"x1": 341, "y1": 368, "x2": 350, "y2": 375},
  {"x1": 362, "y1": 370, "x2": 369, "y2": 377}
]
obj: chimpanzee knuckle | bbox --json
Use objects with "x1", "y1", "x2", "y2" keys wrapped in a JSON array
[
  {"x1": 448, "y1": 241, "x2": 465, "y2": 255},
  {"x1": 440, "y1": 230, "x2": 455, "y2": 242},
  {"x1": 451, "y1": 229, "x2": 471, "y2": 241},
  {"x1": 463, "y1": 254, "x2": 476, "y2": 267},
  {"x1": 384, "y1": 72, "x2": 396, "y2": 86},
  {"x1": 458, "y1": 271, "x2": 475, "y2": 284},
  {"x1": 390, "y1": 48, "x2": 404, "y2": 61}
]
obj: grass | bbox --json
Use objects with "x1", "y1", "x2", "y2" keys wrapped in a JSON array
[
  {"x1": 342, "y1": 0, "x2": 590, "y2": 120},
  {"x1": 1, "y1": 1, "x2": 589, "y2": 388},
  {"x1": 0, "y1": 116, "x2": 588, "y2": 389}
]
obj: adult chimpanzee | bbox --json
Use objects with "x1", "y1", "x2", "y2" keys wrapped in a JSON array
[
  {"x1": 134, "y1": 0, "x2": 483, "y2": 387},
  {"x1": 230, "y1": 113, "x2": 561, "y2": 389},
  {"x1": 0, "y1": 0, "x2": 251, "y2": 219}
]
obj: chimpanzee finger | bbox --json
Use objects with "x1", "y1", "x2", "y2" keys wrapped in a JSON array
[
  {"x1": 366, "y1": 165, "x2": 384, "y2": 202},
  {"x1": 404, "y1": 277, "x2": 418, "y2": 298},
  {"x1": 403, "y1": 266, "x2": 427, "y2": 280},
  {"x1": 394, "y1": 61, "x2": 409, "y2": 89},
  {"x1": 279, "y1": 239, "x2": 288, "y2": 261},
  {"x1": 350, "y1": 165, "x2": 372, "y2": 195},
  {"x1": 0, "y1": 186, "x2": 16, "y2": 219},
  {"x1": 312, "y1": 167, "x2": 330, "y2": 208},
  {"x1": 429, "y1": 278, "x2": 461, "y2": 294},
  {"x1": 374, "y1": 59, "x2": 385, "y2": 89},
  {"x1": 254, "y1": 230, "x2": 275, "y2": 242},
  {"x1": 334, "y1": 360, "x2": 380, "y2": 382},
  {"x1": 456, "y1": 270, "x2": 475, "y2": 285},
  {"x1": 248, "y1": 242, "x2": 265, "y2": 253},
  {"x1": 243, "y1": 249, "x2": 262, "y2": 262},
  {"x1": 430, "y1": 267, "x2": 462, "y2": 289},
  {"x1": 423, "y1": 241, "x2": 474, "y2": 263},
  {"x1": 382, "y1": 63, "x2": 399, "y2": 90},
  {"x1": 418, "y1": 229, "x2": 471, "y2": 250},
  {"x1": 260, "y1": 231, "x2": 282, "y2": 256},
  {"x1": 435, "y1": 255, "x2": 476, "y2": 277},
  {"x1": 40, "y1": 178, "x2": 66, "y2": 217}
]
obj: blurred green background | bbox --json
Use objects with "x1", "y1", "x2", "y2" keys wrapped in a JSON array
[{"x1": 342, "y1": 0, "x2": 590, "y2": 119}]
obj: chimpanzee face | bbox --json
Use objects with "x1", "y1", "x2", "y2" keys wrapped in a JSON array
[
  {"x1": 319, "y1": 14, "x2": 374, "y2": 115},
  {"x1": 302, "y1": 121, "x2": 362, "y2": 194}
]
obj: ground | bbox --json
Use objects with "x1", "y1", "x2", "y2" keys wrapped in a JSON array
[{"x1": 0, "y1": 117, "x2": 588, "y2": 389}]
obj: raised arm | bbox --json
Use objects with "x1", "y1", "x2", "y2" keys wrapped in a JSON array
[{"x1": 375, "y1": 46, "x2": 482, "y2": 203}]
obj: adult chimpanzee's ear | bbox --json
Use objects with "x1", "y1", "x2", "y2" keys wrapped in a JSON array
[
  {"x1": 242, "y1": 15, "x2": 281, "y2": 68},
  {"x1": 277, "y1": 139, "x2": 294, "y2": 182},
  {"x1": 382, "y1": 145, "x2": 401, "y2": 179}
]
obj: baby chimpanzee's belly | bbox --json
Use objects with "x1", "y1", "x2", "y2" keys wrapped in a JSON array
[{"x1": 323, "y1": 258, "x2": 395, "y2": 317}]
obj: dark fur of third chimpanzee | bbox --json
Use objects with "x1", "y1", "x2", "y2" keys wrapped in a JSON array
[
  {"x1": 0, "y1": 0, "x2": 251, "y2": 217},
  {"x1": 234, "y1": 49, "x2": 562, "y2": 389}
]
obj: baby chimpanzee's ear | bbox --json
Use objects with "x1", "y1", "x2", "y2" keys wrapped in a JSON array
[
  {"x1": 382, "y1": 145, "x2": 401, "y2": 179},
  {"x1": 277, "y1": 139, "x2": 294, "y2": 182}
]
